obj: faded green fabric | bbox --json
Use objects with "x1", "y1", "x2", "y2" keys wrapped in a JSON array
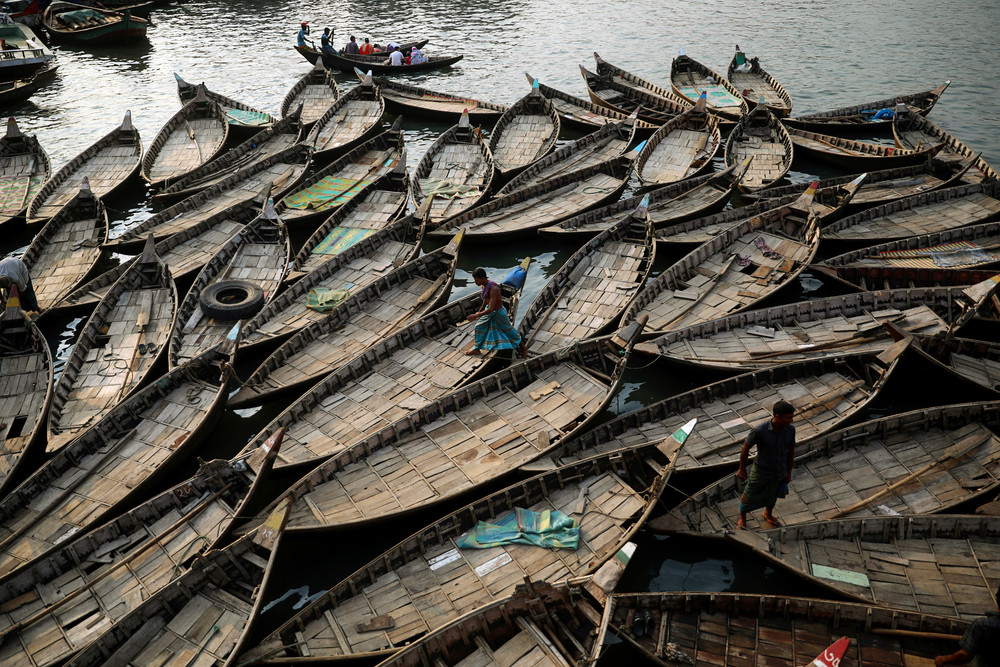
[
  {"x1": 456, "y1": 508, "x2": 579, "y2": 550},
  {"x1": 305, "y1": 287, "x2": 351, "y2": 313}
]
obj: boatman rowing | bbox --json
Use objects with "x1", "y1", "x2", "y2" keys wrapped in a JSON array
[
  {"x1": 465, "y1": 267, "x2": 525, "y2": 358},
  {"x1": 735, "y1": 400, "x2": 796, "y2": 530},
  {"x1": 296, "y1": 22, "x2": 313, "y2": 49}
]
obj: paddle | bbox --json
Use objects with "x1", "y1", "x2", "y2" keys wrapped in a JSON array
[
  {"x1": 14, "y1": 154, "x2": 35, "y2": 212},
  {"x1": 184, "y1": 119, "x2": 202, "y2": 163},
  {"x1": 828, "y1": 429, "x2": 992, "y2": 519}
]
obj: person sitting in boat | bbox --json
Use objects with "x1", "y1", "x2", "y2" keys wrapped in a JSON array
[
  {"x1": 935, "y1": 589, "x2": 1000, "y2": 665},
  {"x1": 735, "y1": 400, "x2": 796, "y2": 530},
  {"x1": 319, "y1": 27, "x2": 334, "y2": 54},
  {"x1": 464, "y1": 268, "x2": 525, "y2": 358},
  {"x1": 296, "y1": 22, "x2": 313, "y2": 49},
  {"x1": 344, "y1": 35, "x2": 360, "y2": 55},
  {"x1": 383, "y1": 45, "x2": 404, "y2": 67},
  {"x1": 0, "y1": 257, "x2": 38, "y2": 314},
  {"x1": 359, "y1": 37, "x2": 372, "y2": 55},
  {"x1": 409, "y1": 46, "x2": 427, "y2": 65}
]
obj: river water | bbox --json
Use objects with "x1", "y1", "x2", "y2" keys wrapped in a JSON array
[{"x1": 5, "y1": 0, "x2": 1000, "y2": 659}]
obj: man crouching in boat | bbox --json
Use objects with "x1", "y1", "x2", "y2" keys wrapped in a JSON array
[
  {"x1": 735, "y1": 400, "x2": 796, "y2": 530},
  {"x1": 466, "y1": 267, "x2": 526, "y2": 358}
]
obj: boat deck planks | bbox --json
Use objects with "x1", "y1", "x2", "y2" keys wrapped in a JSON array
[
  {"x1": 0, "y1": 120, "x2": 50, "y2": 226},
  {"x1": 306, "y1": 80, "x2": 384, "y2": 158},
  {"x1": 143, "y1": 93, "x2": 228, "y2": 186},
  {"x1": 415, "y1": 113, "x2": 492, "y2": 224},
  {"x1": 282, "y1": 62, "x2": 339, "y2": 126},
  {"x1": 725, "y1": 103, "x2": 793, "y2": 190},
  {"x1": 488, "y1": 87, "x2": 560, "y2": 178}
]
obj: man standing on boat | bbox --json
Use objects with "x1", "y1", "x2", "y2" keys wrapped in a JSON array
[
  {"x1": 296, "y1": 22, "x2": 313, "y2": 49},
  {"x1": 0, "y1": 257, "x2": 38, "y2": 314},
  {"x1": 735, "y1": 400, "x2": 796, "y2": 530},
  {"x1": 465, "y1": 268, "x2": 525, "y2": 358}
]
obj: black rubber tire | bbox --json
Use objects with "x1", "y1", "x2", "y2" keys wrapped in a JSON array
[{"x1": 199, "y1": 279, "x2": 265, "y2": 320}]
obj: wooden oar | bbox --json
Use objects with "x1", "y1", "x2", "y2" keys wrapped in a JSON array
[
  {"x1": 828, "y1": 430, "x2": 992, "y2": 519},
  {"x1": 184, "y1": 119, "x2": 203, "y2": 163}
]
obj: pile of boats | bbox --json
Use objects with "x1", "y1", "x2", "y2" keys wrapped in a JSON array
[{"x1": 0, "y1": 41, "x2": 997, "y2": 665}]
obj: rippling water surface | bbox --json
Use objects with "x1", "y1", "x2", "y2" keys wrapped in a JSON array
[{"x1": 4, "y1": 0, "x2": 1000, "y2": 655}]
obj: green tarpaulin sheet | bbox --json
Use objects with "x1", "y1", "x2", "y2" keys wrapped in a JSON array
[{"x1": 456, "y1": 508, "x2": 579, "y2": 550}]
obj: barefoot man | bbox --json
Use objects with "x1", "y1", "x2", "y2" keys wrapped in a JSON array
[
  {"x1": 465, "y1": 267, "x2": 525, "y2": 357},
  {"x1": 736, "y1": 400, "x2": 796, "y2": 530}
]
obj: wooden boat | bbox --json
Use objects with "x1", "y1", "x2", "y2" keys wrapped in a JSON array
[
  {"x1": 787, "y1": 125, "x2": 944, "y2": 171},
  {"x1": 783, "y1": 80, "x2": 951, "y2": 134},
  {"x1": 54, "y1": 185, "x2": 271, "y2": 314},
  {"x1": 488, "y1": 80, "x2": 560, "y2": 182},
  {"x1": 64, "y1": 500, "x2": 290, "y2": 667},
  {"x1": 731, "y1": 513, "x2": 1000, "y2": 620},
  {"x1": 653, "y1": 178, "x2": 865, "y2": 247},
  {"x1": 234, "y1": 258, "x2": 531, "y2": 472},
  {"x1": 606, "y1": 592, "x2": 968, "y2": 666},
  {"x1": 305, "y1": 70, "x2": 385, "y2": 161},
  {"x1": 370, "y1": 76, "x2": 507, "y2": 124},
  {"x1": 0, "y1": 289, "x2": 52, "y2": 499},
  {"x1": 0, "y1": 433, "x2": 283, "y2": 665},
  {"x1": 291, "y1": 169, "x2": 411, "y2": 278},
  {"x1": 175, "y1": 72, "x2": 277, "y2": 135},
  {"x1": 26, "y1": 110, "x2": 141, "y2": 227},
  {"x1": 140, "y1": 84, "x2": 229, "y2": 188},
  {"x1": 275, "y1": 121, "x2": 405, "y2": 229},
  {"x1": 748, "y1": 155, "x2": 979, "y2": 213},
  {"x1": 46, "y1": 235, "x2": 176, "y2": 455},
  {"x1": 899, "y1": 332, "x2": 1000, "y2": 394},
  {"x1": 537, "y1": 349, "x2": 906, "y2": 474},
  {"x1": 280, "y1": 58, "x2": 339, "y2": 128},
  {"x1": 819, "y1": 221, "x2": 1000, "y2": 280},
  {"x1": 359, "y1": 579, "x2": 609, "y2": 667},
  {"x1": 818, "y1": 264, "x2": 1000, "y2": 294},
  {"x1": 20, "y1": 179, "x2": 106, "y2": 313},
  {"x1": 0, "y1": 63, "x2": 57, "y2": 107},
  {"x1": 414, "y1": 109, "x2": 493, "y2": 224},
  {"x1": 497, "y1": 114, "x2": 637, "y2": 196},
  {"x1": 539, "y1": 159, "x2": 748, "y2": 243},
  {"x1": 821, "y1": 181, "x2": 1000, "y2": 245},
  {"x1": 526, "y1": 72, "x2": 658, "y2": 132},
  {"x1": 106, "y1": 142, "x2": 310, "y2": 252},
  {"x1": 725, "y1": 99, "x2": 793, "y2": 191},
  {"x1": 241, "y1": 443, "x2": 658, "y2": 664},
  {"x1": 152, "y1": 108, "x2": 302, "y2": 203},
  {"x1": 426, "y1": 157, "x2": 632, "y2": 243},
  {"x1": 0, "y1": 20, "x2": 53, "y2": 79},
  {"x1": 294, "y1": 39, "x2": 429, "y2": 66},
  {"x1": 726, "y1": 45, "x2": 793, "y2": 116},
  {"x1": 0, "y1": 331, "x2": 238, "y2": 580},
  {"x1": 0, "y1": 117, "x2": 50, "y2": 228},
  {"x1": 243, "y1": 321, "x2": 646, "y2": 540},
  {"x1": 168, "y1": 199, "x2": 289, "y2": 369},
  {"x1": 622, "y1": 188, "x2": 821, "y2": 337},
  {"x1": 227, "y1": 232, "x2": 462, "y2": 408},
  {"x1": 666, "y1": 402, "x2": 1000, "y2": 534},
  {"x1": 238, "y1": 212, "x2": 424, "y2": 354},
  {"x1": 319, "y1": 48, "x2": 463, "y2": 75},
  {"x1": 893, "y1": 104, "x2": 1000, "y2": 181},
  {"x1": 42, "y1": 1, "x2": 147, "y2": 45},
  {"x1": 670, "y1": 48, "x2": 748, "y2": 122},
  {"x1": 580, "y1": 64, "x2": 688, "y2": 127},
  {"x1": 519, "y1": 198, "x2": 654, "y2": 356},
  {"x1": 593, "y1": 53, "x2": 692, "y2": 112},
  {"x1": 635, "y1": 286, "x2": 981, "y2": 371},
  {"x1": 634, "y1": 94, "x2": 720, "y2": 190}
]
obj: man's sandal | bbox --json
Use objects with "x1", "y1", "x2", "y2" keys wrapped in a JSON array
[
  {"x1": 736, "y1": 516, "x2": 747, "y2": 530},
  {"x1": 762, "y1": 512, "x2": 781, "y2": 528}
]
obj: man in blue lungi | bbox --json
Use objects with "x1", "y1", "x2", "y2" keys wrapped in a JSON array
[
  {"x1": 736, "y1": 400, "x2": 796, "y2": 530},
  {"x1": 465, "y1": 267, "x2": 525, "y2": 358}
]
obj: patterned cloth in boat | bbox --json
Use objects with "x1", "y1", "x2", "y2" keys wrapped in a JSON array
[
  {"x1": 874, "y1": 241, "x2": 998, "y2": 269},
  {"x1": 675, "y1": 82, "x2": 742, "y2": 108},
  {"x1": 223, "y1": 107, "x2": 272, "y2": 126},
  {"x1": 0, "y1": 175, "x2": 32, "y2": 214},
  {"x1": 419, "y1": 177, "x2": 482, "y2": 200},
  {"x1": 283, "y1": 177, "x2": 371, "y2": 212},
  {"x1": 456, "y1": 508, "x2": 579, "y2": 550},
  {"x1": 312, "y1": 227, "x2": 376, "y2": 256},
  {"x1": 474, "y1": 306, "x2": 521, "y2": 352},
  {"x1": 305, "y1": 286, "x2": 351, "y2": 313}
]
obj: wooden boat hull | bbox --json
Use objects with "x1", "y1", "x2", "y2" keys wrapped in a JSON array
[
  {"x1": 891, "y1": 108, "x2": 1000, "y2": 182},
  {"x1": 788, "y1": 125, "x2": 943, "y2": 171},
  {"x1": 666, "y1": 401, "x2": 1000, "y2": 533},
  {"x1": 527, "y1": 72, "x2": 658, "y2": 132},
  {"x1": 43, "y1": 2, "x2": 148, "y2": 45},
  {"x1": 239, "y1": 213, "x2": 423, "y2": 354},
  {"x1": 724, "y1": 103, "x2": 793, "y2": 191},
  {"x1": 580, "y1": 64, "x2": 686, "y2": 127},
  {"x1": 0, "y1": 64, "x2": 57, "y2": 107},
  {"x1": 373, "y1": 76, "x2": 507, "y2": 124},
  {"x1": 305, "y1": 77, "x2": 385, "y2": 161},
  {"x1": 670, "y1": 51, "x2": 748, "y2": 122},
  {"x1": 245, "y1": 446, "x2": 660, "y2": 664},
  {"x1": 635, "y1": 101, "x2": 720, "y2": 190},
  {"x1": 607, "y1": 592, "x2": 967, "y2": 666},
  {"x1": 726, "y1": 49, "x2": 794, "y2": 116},
  {"x1": 175, "y1": 73, "x2": 277, "y2": 135},
  {"x1": 0, "y1": 118, "x2": 50, "y2": 229},
  {"x1": 320, "y1": 49, "x2": 463, "y2": 75},
  {"x1": 487, "y1": 86, "x2": 560, "y2": 182},
  {"x1": 140, "y1": 91, "x2": 229, "y2": 187},
  {"x1": 635, "y1": 286, "x2": 977, "y2": 371},
  {"x1": 783, "y1": 80, "x2": 951, "y2": 134},
  {"x1": 280, "y1": 61, "x2": 339, "y2": 127}
]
